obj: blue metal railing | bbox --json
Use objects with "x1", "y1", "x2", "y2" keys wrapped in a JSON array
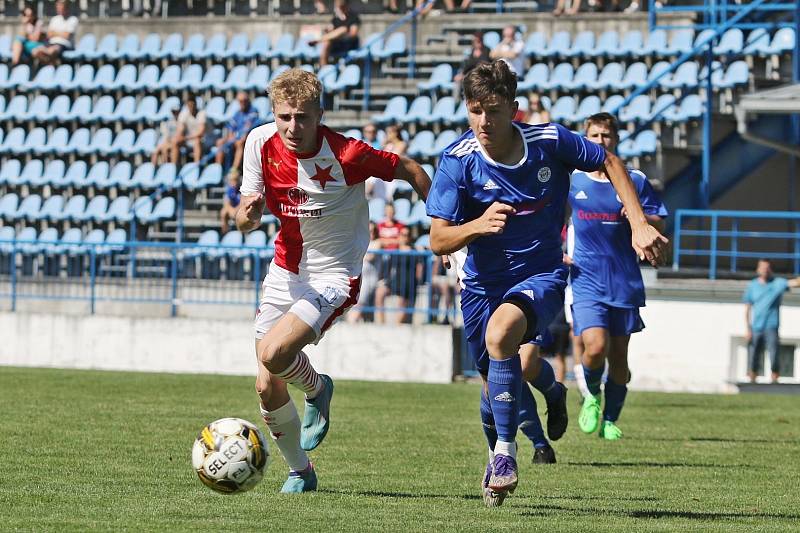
[
  {"x1": 649, "y1": 0, "x2": 799, "y2": 31},
  {"x1": 0, "y1": 239, "x2": 457, "y2": 323},
  {"x1": 672, "y1": 209, "x2": 800, "y2": 279}
]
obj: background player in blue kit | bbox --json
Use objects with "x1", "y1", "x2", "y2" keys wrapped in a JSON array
[
  {"x1": 569, "y1": 113, "x2": 668, "y2": 441},
  {"x1": 426, "y1": 61, "x2": 668, "y2": 506}
]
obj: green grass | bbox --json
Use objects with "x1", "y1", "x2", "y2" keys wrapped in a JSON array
[{"x1": 2, "y1": 367, "x2": 799, "y2": 532}]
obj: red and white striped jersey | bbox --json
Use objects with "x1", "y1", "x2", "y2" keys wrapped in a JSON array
[{"x1": 241, "y1": 123, "x2": 399, "y2": 277}]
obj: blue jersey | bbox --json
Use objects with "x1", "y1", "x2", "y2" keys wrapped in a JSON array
[
  {"x1": 427, "y1": 122, "x2": 606, "y2": 296},
  {"x1": 569, "y1": 169, "x2": 668, "y2": 308}
]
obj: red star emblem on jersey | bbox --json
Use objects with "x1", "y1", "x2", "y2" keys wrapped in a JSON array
[{"x1": 310, "y1": 164, "x2": 336, "y2": 190}]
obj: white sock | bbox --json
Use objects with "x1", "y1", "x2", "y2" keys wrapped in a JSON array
[
  {"x1": 494, "y1": 440, "x2": 517, "y2": 459},
  {"x1": 260, "y1": 401, "x2": 309, "y2": 473},
  {"x1": 487, "y1": 449, "x2": 495, "y2": 464},
  {"x1": 273, "y1": 351, "x2": 324, "y2": 399}
]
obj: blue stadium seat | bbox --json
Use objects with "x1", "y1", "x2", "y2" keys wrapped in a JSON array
[
  {"x1": 613, "y1": 30, "x2": 643, "y2": 58},
  {"x1": 269, "y1": 64, "x2": 290, "y2": 83},
  {"x1": 317, "y1": 64, "x2": 337, "y2": 88},
  {"x1": 111, "y1": 95, "x2": 138, "y2": 124},
  {"x1": 40, "y1": 160, "x2": 66, "y2": 188},
  {"x1": 184, "y1": 229, "x2": 219, "y2": 260},
  {"x1": 569, "y1": 31, "x2": 595, "y2": 58},
  {"x1": 0, "y1": 66, "x2": 7, "y2": 91},
  {"x1": 418, "y1": 63, "x2": 454, "y2": 93},
  {"x1": 592, "y1": 30, "x2": 619, "y2": 58},
  {"x1": 200, "y1": 64, "x2": 226, "y2": 91},
  {"x1": 41, "y1": 64, "x2": 72, "y2": 91},
  {"x1": 541, "y1": 31, "x2": 571, "y2": 59},
  {"x1": 647, "y1": 61, "x2": 672, "y2": 83},
  {"x1": 374, "y1": 32, "x2": 406, "y2": 59},
  {"x1": 81, "y1": 128, "x2": 114, "y2": 156},
  {"x1": 718, "y1": 60, "x2": 749, "y2": 89},
  {"x1": 619, "y1": 94, "x2": 651, "y2": 124},
  {"x1": 200, "y1": 33, "x2": 226, "y2": 60},
  {"x1": 402, "y1": 95, "x2": 432, "y2": 124},
  {"x1": 107, "y1": 162, "x2": 133, "y2": 189},
  {"x1": 45, "y1": 193, "x2": 76, "y2": 221},
  {"x1": 35, "y1": 227, "x2": 59, "y2": 256},
  {"x1": 0, "y1": 35, "x2": 11, "y2": 62},
  {"x1": 130, "y1": 129, "x2": 157, "y2": 157},
  {"x1": 483, "y1": 31, "x2": 501, "y2": 50},
  {"x1": 246, "y1": 33, "x2": 271, "y2": 59},
  {"x1": 0, "y1": 127, "x2": 25, "y2": 155},
  {"x1": 177, "y1": 163, "x2": 200, "y2": 189},
  {"x1": 133, "y1": 96, "x2": 159, "y2": 124},
  {"x1": 14, "y1": 193, "x2": 42, "y2": 222},
  {"x1": 59, "y1": 128, "x2": 90, "y2": 157},
  {"x1": 198, "y1": 164, "x2": 223, "y2": 189},
  {"x1": 407, "y1": 131, "x2": 435, "y2": 158},
  {"x1": 693, "y1": 29, "x2": 716, "y2": 50},
  {"x1": 715, "y1": 28, "x2": 744, "y2": 56},
  {"x1": 348, "y1": 32, "x2": 382, "y2": 60},
  {"x1": 131, "y1": 197, "x2": 154, "y2": 223},
  {"x1": 21, "y1": 127, "x2": 47, "y2": 155},
  {"x1": 643, "y1": 29, "x2": 669, "y2": 57},
  {"x1": 81, "y1": 229, "x2": 106, "y2": 256},
  {"x1": 666, "y1": 29, "x2": 694, "y2": 57},
  {"x1": 635, "y1": 130, "x2": 658, "y2": 156},
  {"x1": 591, "y1": 62, "x2": 624, "y2": 91},
  {"x1": 224, "y1": 33, "x2": 250, "y2": 60},
  {"x1": 131, "y1": 64, "x2": 160, "y2": 93},
  {"x1": 566, "y1": 62, "x2": 597, "y2": 91},
  {"x1": 135, "y1": 33, "x2": 161, "y2": 61},
  {"x1": 103, "y1": 196, "x2": 131, "y2": 223},
  {"x1": 269, "y1": 33, "x2": 295, "y2": 61},
  {"x1": 61, "y1": 161, "x2": 88, "y2": 188},
  {"x1": 231, "y1": 230, "x2": 268, "y2": 260},
  {"x1": 42, "y1": 95, "x2": 71, "y2": 122},
  {"x1": 152, "y1": 163, "x2": 177, "y2": 189},
  {"x1": 575, "y1": 95, "x2": 601, "y2": 122},
  {"x1": 743, "y1": 28, "x2": 770, "y2": 56},
  {"x1": 128, "y1": 163, "x2": 155, "y2": 191},
  {"x1": 425, "y1": 96, "x2": 457, "y2": 126},
  {"x1": 103, "y1": 228, "x2": 127, "y2": 254},
  {"x1": 373, "y1": 96, "x2": 407, "y2": 125},
  {"x1": 766, "y1": 28, "x2": 795, "y2": 56},
  {"x1": 515, "y1": 62, "x2": 546, "y2": 93},
  {"x1": 177, "y1": 64, "x2": 203, "y2": 91},
  {"x1": 0, "y1": 194, "x2": 19, "y2": 220},
  {"x1": 63, "y1": 33, "x2": 96, "y2": 61},
  {"x1": 111, "y1": 34, "x2": 140, "y2": 61},
  {"x1": 246, "y1": 65, "x2": 271, "y2": 91},
  {"x1": 3, "y1": 64, "x2": 30, "y2": 90},
  {"x1": 38, "y1": 195, "x2": 65, "y2": 222},
  {"x1": 221, "y1": 65, "x2": 250, "y2": 92},
  {"x1": 670, "y1": 94, "x2": 703, "y2": 123},
  {"x1": 91, "y1": 33, "x2": 118, "y2": 61},
  {"x1": 23, "y1": 95, "x2": 50, "y2": 122},
  {"x1": 0, "y1": 160, "x2": 21, "y2": 186},
  {"x1": 617, "y1": 133, "x2": 638, "y2": 159},
  {"x1": 601, "y1": 94, "x2": 624, "y2": 114},
  {"x1": 550, "y1": 96, "x2": 576, "y2": 123},
  {"x1": 24, "y1": 64, "x2": 54, "y2": 91},
  {"x1": 156, "y1": 97, "x2": 181, "y2": 122},
  {"x1": 68, "y1": 64, "x2": 94, "y2": 91},
  {"x1": 86, "y1": 94, "x2": 115, "y2": 124},
  {"x1": 143, "y1": 197, "x2": 176, "y2": 224},
  {"x1": 393, "y1": 198, "x2": 412, "y2": 225},
  {"x1": 327, "y1": 64, "x2": 360, "y2": 92},
  {"x1": 204, "y1": 96, "x2": 227, "y2": 124},
  {"x1": 649, "y1": 94, "x2": 676, "y2": 121},
  {"x1": 15, "y1": 227, "x2": 39, "y2": 255},
  {"x1": 56, "y1": 228, "x2": 83, "y2": 257},
  {"x1": 85, "y1": 161, "x2": 110, "y2": 188},
  {"x1": 12, "y1": 160, "x2": 43, "y2": 188},
  {"x1": 158, "y1": 33, "x2": 184, "y2": 61},
  {"x1": 661, "y1": 61, "x2": 698, "y2": 90},
  {"x1": 293, "y1": 38, "x2": 320, "y2": 62},
  {"x1": 156, "y1": 64, "x2": 182, "y2": 91},
  {"x1": 523, "y1": 31, "x2": 546, "y2": 57},
  {"x1": 541, "y1": 63, "x2": 574, "y2": 91},
  {"x1": 408, "y1": 200, "x2": 430, "y2": 229},
  {"x1": 87, "y1": 64, "x2": 116, "y2": 92},
  {"x1": 82, "y1": 195, "x2": 109, "y2": 223},
  {"x1": 110, "y1": 64, "x2": 138, "y2": 92},
  {"x1": 429, "y1": 130, "x2": 459, "y2": 158},
  {"x1": 252, "y1": 96, "x2": 272, "y2": 123},
  {"x1": 207, "y1": 230, "x2": 243, "y2": 260}
]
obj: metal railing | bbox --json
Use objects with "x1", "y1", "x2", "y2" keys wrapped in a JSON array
[
  {"x1": 672, "y1": 209, "x2": 800, "y2": 279},
  {"x1": 0, "y1": 239, "x2": 458, "y2": 323}
]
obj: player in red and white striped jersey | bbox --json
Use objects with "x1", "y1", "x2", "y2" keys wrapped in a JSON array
[{"x1": 236, "y1": 68, "x2": 431, "y2": 493}]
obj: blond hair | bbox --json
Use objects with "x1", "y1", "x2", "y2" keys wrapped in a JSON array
[{"x1": 268, "y1": 68, "x2": 322, "y2": 108}]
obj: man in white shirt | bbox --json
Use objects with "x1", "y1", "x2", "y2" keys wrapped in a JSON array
[
  {"x1": 33, "y1": 0, "x2": 79, "y2": 64},
  {"x1": 171, "y1": 95, "x2": 211, "y2": 164},
  {"x1": 489, "y1": 25, "x2": 525, "y2": 76}
]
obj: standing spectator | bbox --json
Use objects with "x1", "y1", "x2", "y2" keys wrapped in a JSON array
[
  {"x1": 348, "y1": 222, "x2": 382, "y2": 323},
  {"x1": 172, "y1": 95, "x2": 211, "y2": 164},
  {"x1": 11, "y1": 6, "x2": 45, "y2": 66},
  {"x1": 375, "y1": 227, "x2": 419, "y2": 324},
  {"x1": 151, "y1": 106, "x2": 180, "y2": 165},
  {"x1": 375, "y1": 203, "x2": 407, "y2": 323},
  {"x1": 32, "y1": 0, "x2": 78, "y2": 64},
  {"x1": 219, "y1": 173, "x2": 241, "y2": 235},
  {"x1": 490, "y1": 25, "x2": 525, "y2": 77},
  {"x1": 311, "y1": 0, "x2": 360, "y2": 66},
  {"x1": 525, "y1": 93, "x2": 551, "y2": 125},
  {"x1": 453, "y1": 33, "x2": 490, "y2": 98},
  {"x1": 429, "y1": 253, "x2": 457, "y2": 324},
  {"x1": 377, "y1": 203, "x2": 405, "y2": 250},
  {"x1": 362, "y1": 123, "x2": 381, "y2": 149},
  {"x1": 215, "y1": 92, "x2": 261, "y2": 174},
  {"x1": 743, "y1": 259, "x2": 800, "y2": 383}
]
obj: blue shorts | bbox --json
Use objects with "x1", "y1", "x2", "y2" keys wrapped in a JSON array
[
  {"x1": 571, "y1": 300, "x2": 644, "y2": 337},
  {"x1": 461, "y1": 267, "x2": 567, "y2": 375}
]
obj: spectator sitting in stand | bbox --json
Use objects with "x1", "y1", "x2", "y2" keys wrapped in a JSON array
[
  {"x1": 172, "y1": 95, "x2": 211, "y2": 164},
  {"x1": 310, "y1": 0, "x2": 360, "y2": 66},
  {"x1": 382, "y1": 124, "x2": 407, "y2": 156},
  {"x1": 525, "y1": 93, "x2": 551, "y2": 125},
  {"x1": 490, "y1": 25, "x2": 525, "y2": 77},
  {"x1": 362, "y1": 123, "x2": 381, "y2": 149},
  {"x1": 152, "y1": 106, "x2": 180, "y2": 165},
  {"x1": 215, "y1": 91, "x2": 261, "y2": 174},
  {"x1": 11, "y1": 6, "x2": 45, "y2": 66},
  {"x1": 220, "y1": 172, "x2": 241, "y2": 234},
  {"x1": 32, "y1": 0, "x2": 78, "y2": 64},
  {"x1": 453, "y1": 33, "x2": 490, "y2": 98}
]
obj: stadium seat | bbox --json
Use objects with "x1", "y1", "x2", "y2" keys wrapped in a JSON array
[
  {"x1": 293, "y1": 38, "x2": 320, "y2": 62},
  {"x1": 82, "y1": 195, "x2": 110, "y2": 223},
  {"x1": 649, "y1": 94, "x2": 676, "y2": 121},
  {"x1": 540, "y1": 31, "x2": 571, "y2": 59},
  {"x1": 87, "y1": 64, "x2": 116, "y2": 92},
  {"x1": 127, "y1": 163, "x2": 155, "y2": 191},
  {"x1": 407, "y1": 131, "x2": 435, "y2": 158},
  {"x1": 743, "y1": 28, "x2": 771, "y2": 56},
  {"x1": 14, "y1": 193, "x2": 42, "y2": 222},
  {"x1": 368, "y1": 198, "x2": 386, "y2": 223},
  {"x1": 177, "y1": 163, "x2": 200, "y2": 189},
  {"x1": 483, "y1": 31, "x2": 501, "y2": 50},
  {"x1": 107, "y1": 162, "x2": 133, "y2": 189},
  {"x1": 664, "y1": 94, "x2": 703, "y2": 123},
  {"x1": 766, "y1": 27, "x2": 796, "y2": 56},
  {"x1": 0, "y1": 127, "x2": 24, "y2": 155},
  {"x1": 523, "y1": 31, "x2": 546, "y2": 57},
  {"x1": 38, "y1": 195, "x2": 65, "y2": 222},
  {"x1": 613, "y1": 62, "x2": 646, "y2": 92},
  {"x1": 402, "y1": 96, "x2": 432, "y2": 124},
  {"x1": 150, "y1": 163, "x2": 177, "y2": 189},
  {"x1": 373, "y1": 96, "x2": 407, "y2": 125},
  {"x1": 0, "y1": 160, "x2": 21, "y2": 187},
  {"x1": 517, "y1": 63, "x2": 549, "y2": 92},
  {"x1": 575, "y1": 95, "x2": 601, "y2": 122},
  {"x1": 156, "y1": 33, "x2": 183, "y2": 61},
  {"x1": 541, "y1": 63, "x2": 574, "y2": 91},
  {"x1": 130, "y1": 129, "x2": 157, "y2": 157},
  {"x1": 223, "y1": 33, "x2": 249, "y2": 60},
  {"x1": 569, "y1": 31, "x2": 595, "y2": 58},
  {"x1": 38, "y1": 160, "x2": 66, "y2": 188},
  {"x1": 10, "y1": 159, "x2": 43, "y2": 188},
  {"x1": 111, "y1": 34, "x2": 140, "y2": 61},
  {"x1": 0, "y1": 194, "x2": 19, "y2": 220},
  {"x1": 103, "y1": 196, "x2": 131, "y2": 223},
  {"x1": 207, "y1": 230, "x2": 243, "y2": 260},
  {"x1": 156, "y1": 64, "x2": 182, "y2": 91},
  {"x1": 374, "y1": 32, "x2": 406, "y2": 59},
  {"x1": 221, "y1": 65, "x2": 250, "y2": 92},
  {"x1": 80, "y1": 229, "x2": 106, "y2": 256},
  {"x1": 566, "y1": 63, "x2": 597, "y2": 91},
  {"x1": 635, "y1": 130, "x2": 658, "y2": 156},
  {"x1": 429, "y1": 130, "x2": 459, "y2": 158},
  {"x1": 63, "y1": 33, "x2": 96, "y2": 61},
  {"x1": 618, "y1": 95, "x2": 651, "y2": 124},
  {"x1": 408, "y1": 200, "x2": 431, "y2": 229},
  {"x1": 184, "y1": 230, "x2": 219, "y2": 260},
  {"x1": 348, "y1": 32, "x2": 382, "y2": 60},
  {"x1": 232, "y1": 230, "x2": 269, "y2": 261},
  {"x1": 67, "y1": 64, "x2": 93, "y2": 92},
  {"x1": 246, "y1": 33, "x2": 271, "y2": 59},
  {"x1": 200, "y1": 64, "x2": 226, "y2": 91},
  {"x1": 200, "y1": 33, "x2": 227, "y2": 60},
  {"x1": 55, "y1": 228, "x2": 83, "y2": 257},
  {"x1": 2, "y1": 64, "x2": 30, "y2": 90},
  {"x1": 0, "y1": 35, "x2": 10, "y2": 62},
  {"x1": 666, "y1": 29, "x2": 695, "y2": 57},
  {"x1": 20, "y1": 128, "x2": 47, "y2": 155},
  {"x1": 111, "y1": 95, "x2": 138, "y2": 124},
  {"x1": 617, "y1": 133, "x2": 639, "y2": 159},
  {"x1": 425, "y1": 96, "x2": 457, "y2": 126},
  {"x1": 130, "y1": 64, "x2": 160, "y2": 93},
  {"x1": 85, "y1": 161, "x2": 110, "y2": 188},
  {"x1": 269, "y1": 33, "x2": 295, "y2": 61},
  {"x1": 130, "y1": 197, "x2": 154, "y2": 223},
  {"x1": 133, "y1": 96, "x2": 159, "y2": 124},
  {"x1": 648, "y1": 61, "x2": 672, "y2": 84},
  {"x1": 156, "y1": 97, "x2": 181, "y2": 122},
  {"x1": 109, "y1": 64, "x2": 138, "y2": 92},
  {"x1": 550, "y1": 96, "x2": 577, "y2": 124},
  {"x1": 177, "y1": 64, "x2": 204, "y2": 91},
  {"x1": 592, "y1": 30, "x2": 620, "y2": 58},
  {"x1": 246, "y1": 65, "x2": 271, "y2": 91},
  {"x1": 715, "y1": 28, "x2": 744, "y2": 56},
  {"x1": 65, "y1": 93, "x2": 93, "y2": 123},
  {"x1": 198, "y1": 164, "x2": 223, "y2": 189},
  {"x1": 91, "y1": 33, "x2": 118, "y2": 61},
  {"x1": 61, "y1": 161, "x2": 88, "y2": 188},
  {"x1": 718, "y1": 60, "x2": 749, "y2": 89},
  {"x1": 42, "y1": 95, "x2": 71, "y2": 123},
  {"x1": 23, "y1": 64, "x2": 53, "y2": 91},
  {"x1": 393, "y1": 198, "x2": 412, "y2": 225},
  {"x1": 82, "y1": 128, "x2": 114, "y2": 156},
  {"x1": 58, "y1": 128, "x2": 91, "y2": 157},
  {"x1": 327, "y1": 64, "x2": 360, "y2": 93},
  {"x1": 643, "y1": 29, "x2": 669, "y2": 57},
  {"x1": 591, "y1": 62, "x2": 624, "y2": 91},
  {"x1": 417, "y1": 64, "x2": 454, "y2": 93},
  {"x1": 661, "y1": 61, "x2": 698, "y2": 90},
  {"x1": 613, "y1": 30, "x2": 643, "y2": 58},
  {"x1": 132, "y1": 33, "x2": 161, "y2": 61},
  {"x1": 41, "y1": 64, "x2": 73, "y2": 92},
  {"x1": 16, "y1": 227, "x2": 38, "y2": 255},
  {"x1": 143, "y1": 197, "x2": 176, "y2": 224}
]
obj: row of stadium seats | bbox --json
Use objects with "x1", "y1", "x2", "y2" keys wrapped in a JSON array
[
  {"x1": 0, "y1": 160, "x2": 222, "y2": 191},
  {"x1": 483, "y1": 27, "x2": 795, "y2": 61},
  {"x1": 0, "y1": 193, "x2": 175, "y2": 224},
  {"x1": 0, "y1": 31, "x2": 408, "y2": 65},
  {"x1": 368, "y1": 198, "x2": 431, "y2": 228},
  {"x1": 0, "y1": 127, "x2": 157, "y2": 158},
  {"x1": 0, "y1": 94, "x2": 271, "y2": 127},
  {"x1": 0, "y1": 226, "x2": 127, "y2": 257}
]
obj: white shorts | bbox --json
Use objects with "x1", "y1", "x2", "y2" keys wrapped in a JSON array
[
  {"x1": 564, "y1": 284, "x2": 573, "y2": 325},
  {"x1": 254, "y1": 263, "x2": 361, "y2": 342}
]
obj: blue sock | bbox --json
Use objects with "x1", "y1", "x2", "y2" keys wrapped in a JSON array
[
  {"x1": 603, "y1": 377, "x2": 628, "y2": 422},
  {"x1": 519, "y1": 383, "x2": 548, "y2": 449},
  {"x1": 479, "y1": 389, "x2": 498, "y2": 451},
  {"x1": 487, "y1": 355, "x2": 522, "y2": 444},
  {"x1": 531, "y1": 358, "x2": 561, "y2": 404},
  {"x1": 583, "y1": 364, "x2": 604, "y2": 396}
]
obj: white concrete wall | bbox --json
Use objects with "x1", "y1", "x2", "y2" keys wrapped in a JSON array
[
  {"x1": 0, "y1": 313, "x2": 454, "y2": 384},
  {"x1": 630, "y1": 299, "x2": 800, "y2": 394}
]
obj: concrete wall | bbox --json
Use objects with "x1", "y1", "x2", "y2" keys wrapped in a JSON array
[{"x1": 0, "y1": 312, "x2": 454, "y2": 383}]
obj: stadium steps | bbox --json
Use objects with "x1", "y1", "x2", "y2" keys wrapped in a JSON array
[{"x1": 469, "y1": 1, "x2": 540, "y2": 12}]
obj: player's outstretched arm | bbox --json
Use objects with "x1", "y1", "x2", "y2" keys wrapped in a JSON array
[
  {"x1": 235, "y1": 194, "x2": 265, "y2": 233},
  {"x1": 601, "y1": 150, "x2": 669, "y2": 267},
  {"x1": 429, "y1": 202, "x2": 515, "y2": 255},
  {"x1": 394, "y1": 156, "x2": 431, "y2": 200}
]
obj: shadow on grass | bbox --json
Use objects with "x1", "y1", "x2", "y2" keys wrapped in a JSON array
[
  {"x1": 564, "y1": 461, "x2": 753, "y2": 469},
  {"x1": 318, "y1": 488, "x2": 482, "y2": 501},
  {"x1": 639, "y1": 436, "x2": 800, "y2": 445},
  {"x1": 520, "y1": 503, "x2": 800, "y2": 521}
]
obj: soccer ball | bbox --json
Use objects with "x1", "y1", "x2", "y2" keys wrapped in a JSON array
[{"x1": 192, "y1": 417, "x2": 270, "y2": 494}]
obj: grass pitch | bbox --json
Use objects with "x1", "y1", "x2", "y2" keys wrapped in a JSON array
[{"x1": 2, "y1": 367, "x2": 799, "y2": 532}]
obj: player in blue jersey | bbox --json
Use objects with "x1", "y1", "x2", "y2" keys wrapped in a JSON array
[
  {"x1": 568, "y1": 113, "x2": 668, "y2": 441},
  {"x1": 426, "y1": 61, "x2": 668, "y2": 507}
]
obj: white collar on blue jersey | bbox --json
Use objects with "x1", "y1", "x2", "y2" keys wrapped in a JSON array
[{"x1": 475, "y1": 123, "x2": 528, "y2": 169}]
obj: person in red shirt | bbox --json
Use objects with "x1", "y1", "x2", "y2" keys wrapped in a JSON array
[
  {"x1": 236, "y1": 68, "x2": 431, "y2": 494},
  {"x1": 377, "y1": 203, "x2": 405, "y2": 250}
]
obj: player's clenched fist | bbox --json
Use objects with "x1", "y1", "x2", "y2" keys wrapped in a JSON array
[
  {"x1": 241, "y1": 193, "x2": 265, "y2": 223},
  {"x1": 474, "y1": 202, "x2": 516, "y2": 236},
  {"x1": 631, "y1": 223, "x2": 669, "y2": 267}
]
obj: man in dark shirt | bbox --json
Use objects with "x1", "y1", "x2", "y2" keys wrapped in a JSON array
[
  {"x1": 453, "y1": 33, "x2": 490, "y2": 98},
  {"x1": 312, "y1": 0, "x2": 360, "y2": 66}
]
